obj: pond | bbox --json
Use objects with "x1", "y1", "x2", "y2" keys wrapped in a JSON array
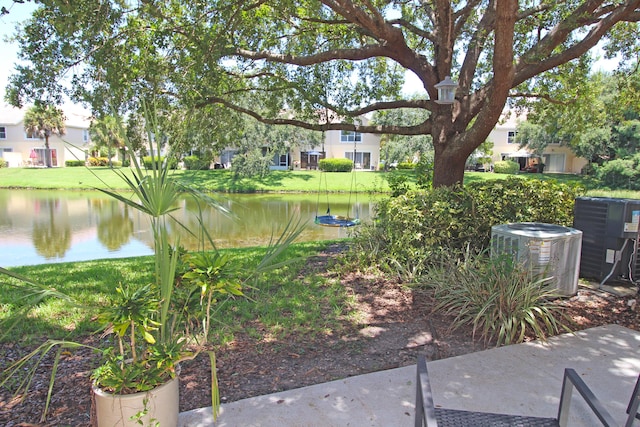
[{"x1": 0, "y1": 189, "x2": 379, "y2": 267}]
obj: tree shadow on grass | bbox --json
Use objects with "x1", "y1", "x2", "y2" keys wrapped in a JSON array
[{"x1": 177, "y1": 170, "x2": 317, "y2": 193}]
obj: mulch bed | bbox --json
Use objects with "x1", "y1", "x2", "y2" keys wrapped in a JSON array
[{"x1": 1, "y1": 246, "x2": 638, "y2": 426}]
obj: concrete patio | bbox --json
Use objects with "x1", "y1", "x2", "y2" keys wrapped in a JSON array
[{"x1": 179, "y1": 324, "x2": 640, "y2": 426}]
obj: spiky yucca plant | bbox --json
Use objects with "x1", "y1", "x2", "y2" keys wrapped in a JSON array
[{"x1": 424, "y1": 251, "x2": 569, "y2": 346}]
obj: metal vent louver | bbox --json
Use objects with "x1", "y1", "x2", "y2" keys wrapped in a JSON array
[{"x1": 573, "y1": 197, "x2": 640, "y2": 285}]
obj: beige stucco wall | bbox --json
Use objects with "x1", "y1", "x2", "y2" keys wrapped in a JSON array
[
  {"x1": 487, "y1": 112, "x2": 587, "y2": 174},
  {"x1": 323, "y1": 129, "x2": 381, "y2": 170}
]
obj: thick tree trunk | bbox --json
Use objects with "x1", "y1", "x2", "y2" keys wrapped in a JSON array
[
  {"x1": 429, "y1": 0, "x2": 516, "y2": 188},
  {"x1": 44, "y1": 137, "x2": 51, "y2": 168},
  {"x1": 432, "y1": 143, "x2": 470, "y2": 188}
]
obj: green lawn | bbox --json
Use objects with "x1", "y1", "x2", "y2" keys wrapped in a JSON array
[
  {"x1": 0, "y1": 167, "x2": 391, "y2": 193},
  {"x1": 1, "y1": 166, "x2": 638, "y2": 198},
  {"x1": 0, "y1": 241, "x2": 355, "y2": 345}
]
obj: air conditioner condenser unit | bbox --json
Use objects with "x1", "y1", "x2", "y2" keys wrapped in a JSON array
[
  {"x1": 573, "y1": 197, "x2": 640, "y2": 286},
  {"x1": 491, "y1": 223, "x2": 583, "y2": 296}
]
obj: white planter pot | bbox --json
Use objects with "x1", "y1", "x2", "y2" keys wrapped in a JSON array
[{"x1": 92, "y1": 376, "x2": 179, "y2": 427}]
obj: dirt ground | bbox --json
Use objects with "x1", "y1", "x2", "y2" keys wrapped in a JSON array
[{"x1": 1, "y1": 245, "x2": 639, "y2": 426}]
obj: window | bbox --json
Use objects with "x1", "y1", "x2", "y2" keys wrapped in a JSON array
[
  {"x1": 0, "y1": 126, "x2": 6, "y2": 139},
  {"x1": 340, "y1": 131, "x2": 362, "y2": 143},
  {"x1": 345, "y1": 151, "x2": 371, "y2": 169},
  {"x1": 277, "y1": 154, "x2": 289, "y2": 167},
  {"x1": 507, "y1": 131, "x2": 517, "y2": 144},
  {"x1": 30, "y1": 148, "x2": 58, "y2": 167},
  {"x1": 83, "y1": 129, "x2": 90, "y2": 143},
  {"x1": 25, "y1": 129, "x2": 40, "y2": 140}
]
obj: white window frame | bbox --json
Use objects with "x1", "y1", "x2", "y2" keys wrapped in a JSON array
[
  {"x1": 0, "y1": 126, "x2": 6, "y2": 139},
  {"x1": 340, "y1": 131, "x2": 362, "y2": 143},
  {"x1": 507, "y1": 131, "x2": 517, "y2": 144},
  {"x1": 83, "y1": 129, "x2": 90, "y2": 143},
  {"x1": 345, "y1": 151, "x2": 371, "y2": 167}
]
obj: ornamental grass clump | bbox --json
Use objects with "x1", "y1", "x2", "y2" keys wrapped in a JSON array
[{"x1": 423, "y1": 251, "x2": 569, "y2": 346}]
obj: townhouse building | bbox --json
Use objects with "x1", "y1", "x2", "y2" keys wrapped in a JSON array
[{"x1": 0, "y1": 104, "x2": 91, "y2": 167}]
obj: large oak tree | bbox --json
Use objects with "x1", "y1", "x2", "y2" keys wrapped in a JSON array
[{"x1": 5, "y1": 0, "x2": 640, "y2": 186}]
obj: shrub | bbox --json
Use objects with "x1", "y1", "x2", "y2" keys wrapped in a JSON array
[
  {"x1": 414, "y1": 155, "x2": 433, "y2": 189},
  {"x1": 397, "y1": 162, "x2": 415, "y2": 170},
  {"x1": 466, "y1": 177, "x2": 583, "y2": 239},
  {"x1": 347, "y1": 177, "x2": 584, "y2": 279},
  {"x1": 348, "y1": 187, "x2": 476, "y2": 279},
  {"x1": 65, "y1": 160, "x2": 85, "y2": 167},
  {"x1": 386, "y1": 173, "x2": 411, "y2": 197},
  {"x1": 183, "y1": 155, "x2": 211, "y2": 170},
  {"x1": 493, "y1": 160, "x2": 520, "y2": 174},
  {"x1": 319, "y1": 158, "x2": 353, "y2": 172},
  {"x1": 88, "y1": 156, "x2": 109, "y2": 166},
  {"x1": 0, "y1": 158, "x2": 7, "y2": 168},
  {"x1": 423, "y1": 251, "x2": 567, "y2": 346},
  {"x1": 594, "y1": 155, "x2": 640, "y2": 190},
  {"x1": 581, "y1": 163, "x2": 595, "y2": 175},
  {"x1": 142, "y1": 156, "x2": 178, "y2": 170}
]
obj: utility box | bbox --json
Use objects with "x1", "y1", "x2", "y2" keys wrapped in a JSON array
[
  {"x1": 573, "y1": 197, "x2": 640, "y2": 284},
  {"x1": 491, "y1": 223, "x2": 583, "y2": 296}
]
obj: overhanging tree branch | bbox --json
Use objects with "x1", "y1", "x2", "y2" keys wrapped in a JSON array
[
  {"x1": 197, "y1": 96, "x2": 432, "y2": 135},
  {"x1": 516, "y1": 0, "x2": 640, "y2": 84}
]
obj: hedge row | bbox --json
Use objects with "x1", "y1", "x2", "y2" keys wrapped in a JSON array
[
  {"x1": 319, "y1": 158, "x2": 353, "y2": 172},
  {"x1": 142, "y1": 156, "x2": 178, "y2": 170},
  {"x1": 65, "y1": 160, "x2": 86, "y2": 167},
  {"x1": 183, "y1": 155, "x2": 211, "y2": 170},
  {"x1": 493, "y1": 160, "x2": 520, "y2": 174}
]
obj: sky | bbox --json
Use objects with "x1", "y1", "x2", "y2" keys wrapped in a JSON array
[
  {"x1": 0, "y1": 0, "x2": 38, "y2": 104},
  {"x1": 0, "y1": 1, "x2": 619, "y2": 113}
]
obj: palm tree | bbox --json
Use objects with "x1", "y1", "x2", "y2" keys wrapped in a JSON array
[
  {"x1": 90, "y1": 115, "x2": 126, "y2": 167},
  {"x1": 23, "y1": 103, "x2": 66, "y2": 167}
]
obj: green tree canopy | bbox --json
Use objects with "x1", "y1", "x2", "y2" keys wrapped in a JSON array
[
  {"x1": 516, "y1": 69, "x2": 640, "y2": 165},
  {"x1": 5, "y1": 1, "x2": 640, "y2": 186},
  {"x1": 90, "y1": 115, "x2": 125, "y2": 165}
]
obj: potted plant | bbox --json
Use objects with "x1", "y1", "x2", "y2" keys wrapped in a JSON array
[
  {"x1": 86, "y1": 109, "x2": 195, "y2": 426},
  {"x1": 90, "y1": 285, "x2": 184, "y2": 426}
]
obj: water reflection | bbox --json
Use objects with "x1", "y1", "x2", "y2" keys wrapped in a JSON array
[
  {"x1": 96, "y1": 200, "x2": 134, "y2": 251},
  {"x1": 32, "y1": 198, "x2": 72, "y2": 258},
  {"x1": 0, "y1": 190, "x2": 377, "y2": 267}
]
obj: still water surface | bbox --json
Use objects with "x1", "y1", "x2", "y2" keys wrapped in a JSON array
[{"x1": 0, "y1": 189, "x2": 377, "y2": 267}]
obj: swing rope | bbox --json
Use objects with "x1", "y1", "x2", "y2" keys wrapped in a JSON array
[
  {"x1": 315, "y1": 170, "x2": 332, "y2": 219},
  {"x1": 315, "y1": 166, "x2": 360, "y2": 228},
  {"x1": 347, "y1": 165, "x2": 359, "y2": 221}
]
